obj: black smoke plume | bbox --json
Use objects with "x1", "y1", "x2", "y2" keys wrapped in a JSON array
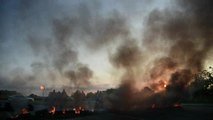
[{"x1": 106, "y1": 0, "x2": 213, "y2": 110}]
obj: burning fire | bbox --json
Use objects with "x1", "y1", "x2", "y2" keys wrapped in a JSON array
[
  {"x1": 49, "y1": 106, "x2": 56, "y2": 115},
  {"x1": 21, "y1": 108, "x2": 29, "y2": 115},
  {"x1": 73, "y1": 107, "x2": 84, "y2": 114},
  {"x1": 150, "y1": 80, "x2": 168, "y2": 92}
]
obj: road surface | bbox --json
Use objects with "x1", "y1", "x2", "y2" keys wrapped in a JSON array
[{"x1": 72, "y1": 104, "x2": 213, "y2": 120}]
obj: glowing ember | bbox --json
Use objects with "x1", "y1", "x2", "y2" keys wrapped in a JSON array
[
  {"x1": 40, "y1": 85, "x2": 45, "y2": 91},
  {"x1": 49, "y1": 106, "x2": 56, "y2": 115},
  {"x1": 151, "y1": 104, "x2": 156, "y2": 109},
  {"x1": 75, "y1": 110, "x2": 80, "y2": 114},
  {"x1": 150, "y1": 80, "x2": 169, "y2": 92},
  {"x1": 173, "y1": 103, "x2": 181, "y2": 108},
  {"x1": 62, "y1": 109, "x2": 66, "y2": 114},
  {"x1": 73, "y1": 106, "x2": 83, "y2": 114},
  {"x1": 21, "y1": 108, "x2": 29, "y2": 114}
]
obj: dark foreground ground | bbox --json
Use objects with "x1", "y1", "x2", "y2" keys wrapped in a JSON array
[
  {"x1": 1, "y1": 103, "x2": 213, "y2": 120},
  {"x1": 73, "y1": 104, "x2": 213, "y2": 120}
]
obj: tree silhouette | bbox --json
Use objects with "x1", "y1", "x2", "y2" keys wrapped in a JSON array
[
  {"x1": 189, "y1": 67, "x2": 213, "y2": 101},
  {"x1": 72, "y1": 90, "x2": 86, "y2": 108}
]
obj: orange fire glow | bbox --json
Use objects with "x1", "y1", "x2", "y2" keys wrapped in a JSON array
[
  {"x1": 21, "y1": 108, "x2": 29, "y2": 114},
  {"x1": 73, "y1": 107, "x2": 83, "y2": 114},
  {"x1": 49, "y1": 106, "x2": 56, "y2": 115},
  {"x1": 173, "y1": 103, "x2": 181, "y2": 108},
  {"x1": 150, "y1": 80, "x2": 168, "y2": 92},
  {"x1": 151, "y1": 104, "x2": 156, "y2": 109}
]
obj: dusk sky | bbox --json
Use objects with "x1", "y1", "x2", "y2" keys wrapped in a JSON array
[{"x1": 0, "y1": 0, "x2": 212, "y2": 95}]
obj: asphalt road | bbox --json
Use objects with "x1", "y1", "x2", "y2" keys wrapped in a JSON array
[
  {"x1": 73, "y1": 113, "x2": 144, "y2": 120},
  {"x1": 72, "y1": 104, "x2": 213, "y2": 120}
]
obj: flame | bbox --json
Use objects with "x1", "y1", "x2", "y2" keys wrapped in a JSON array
[
  {"x1": 73, "y1": 106, "x2": 83, "y2": 114},
  {"x1": 49, "y1": 106, "x2": 56, "y2": 115},
  {"x1": 150, "y1": 80, "x2": 168, "y2": 92}
]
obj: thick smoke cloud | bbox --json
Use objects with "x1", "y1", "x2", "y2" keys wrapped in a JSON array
[
  {"x1": 144, "y1": 0, "x2": 213, "y2": 72},
  {"x1": 52, "y1": 18, "x2": 78, "y2": 72},
  {"x1": 0, "y1": 0, "x2": 212, "y2": 108},
  {"x1": 106, "y1": 0, "x2": 213, "y2": 110},
  {"x1": 15, "y1": 1, "x2": 130, "y2": 92},
  {"x1": 110, "y1": 40, "x2": 142, "y2": 69},
  {"x1": 108, "y1": 40, "x2": 144, "y2": 110},
  {"x1": 65, "y1": 64, "x2": 93, "y2": 87},
  {"x1": 77, "y1": 8, "x2": 129, "y2": 50},
  {"x1": 0, "y1": 0, "x2": 140, "y2": 94},
  {"x1": 143, "y1": 0, "x2": 213, "y2": 106}
]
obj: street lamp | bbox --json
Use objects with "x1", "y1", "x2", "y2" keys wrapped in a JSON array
[{"x1": 40, "y1": 85, "x2": 45, "y2": 97}]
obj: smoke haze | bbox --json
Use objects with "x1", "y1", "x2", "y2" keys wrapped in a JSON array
[{"x1": 0, "y1": 0, "x2": 212, "y2": 104}]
